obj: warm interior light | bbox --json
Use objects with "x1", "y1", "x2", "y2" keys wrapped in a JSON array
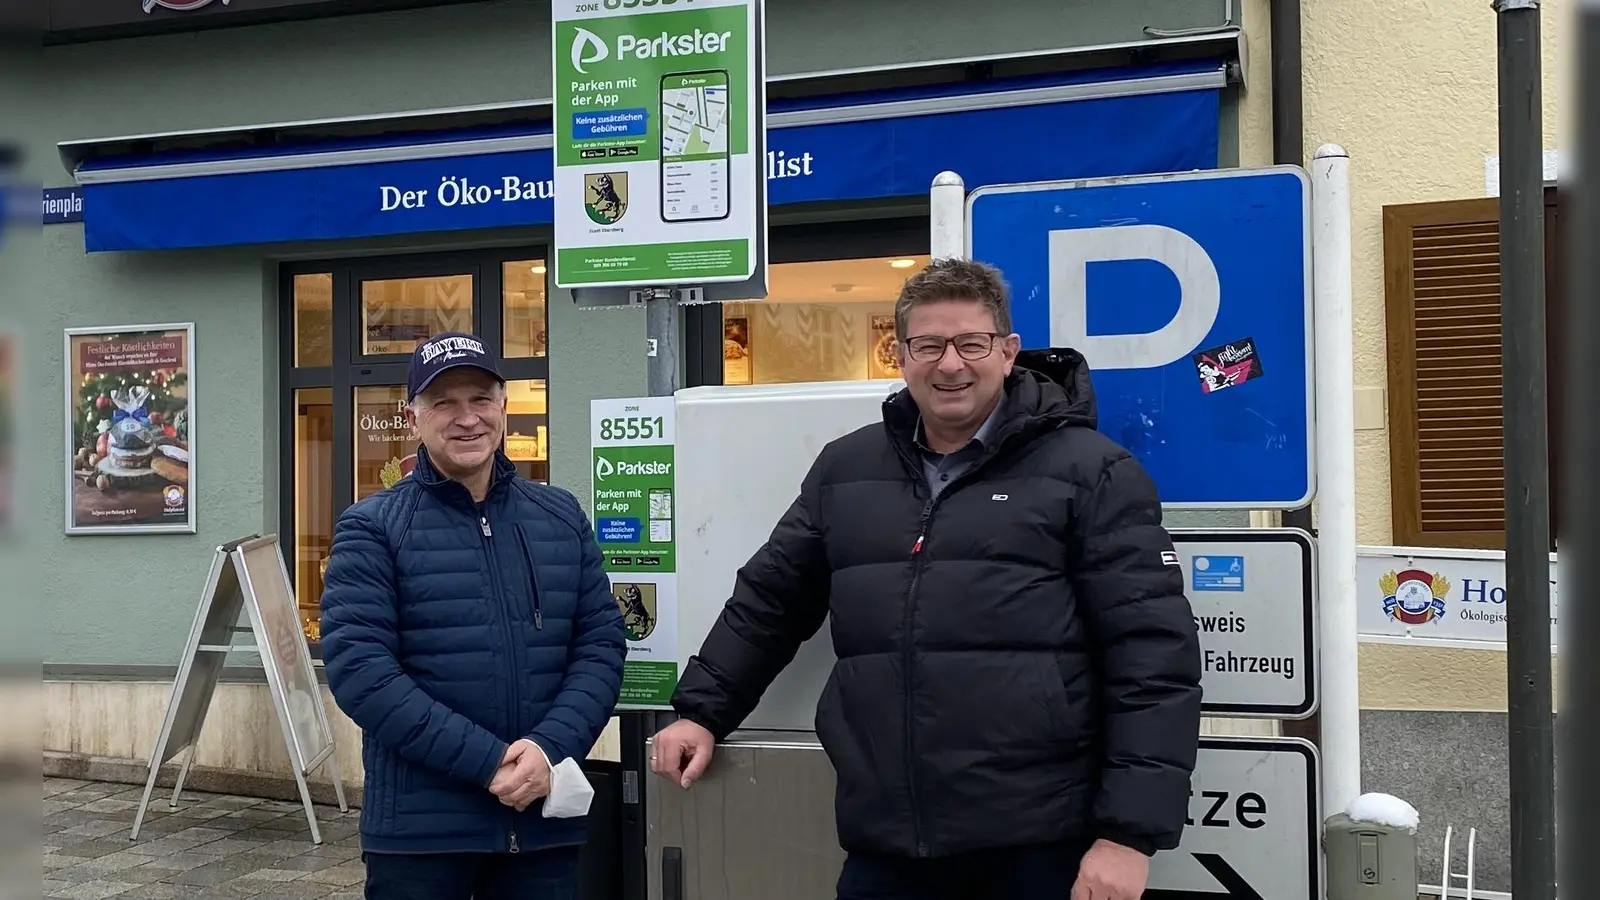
[
  {"x1": 889, "y1": 259, "x2": 917, "y2": 269},
  {"x1": 531, "y1": 264, "x2": 547, "y2": 274}
]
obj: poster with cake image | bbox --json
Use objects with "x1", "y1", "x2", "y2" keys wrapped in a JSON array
[{"x1": 65, "y1": 324, "x2": 195, "y2": 534}]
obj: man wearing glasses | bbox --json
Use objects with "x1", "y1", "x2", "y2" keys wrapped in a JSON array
[{"x1": 651, "y1": 258, "x2": 1202, "y2": 900}]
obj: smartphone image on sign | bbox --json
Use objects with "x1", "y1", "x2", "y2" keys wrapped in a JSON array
[{"x1": 659, "y1": 70, "x2": 731, "y2": 223}]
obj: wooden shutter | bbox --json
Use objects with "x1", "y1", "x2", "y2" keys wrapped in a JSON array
[{"x1": 1384, "y1": 199, "x2": 1506, "y2": 548}]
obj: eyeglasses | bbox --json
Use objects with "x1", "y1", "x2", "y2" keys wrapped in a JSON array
[{"x1": 902, "y1": 332, "x2": 1001, "y2": 363}]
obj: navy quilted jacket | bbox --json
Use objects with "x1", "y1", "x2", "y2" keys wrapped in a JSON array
[{"x1": 320, "y1": 446, "x2": 627, "y2": 854}]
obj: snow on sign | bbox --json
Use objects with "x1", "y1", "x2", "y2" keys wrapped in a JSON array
[
  {"x1": 1171, "y1": 528, "x2": 1318, "y2": 719},
  {"x1": 1147, "y1": 738, "x2": 1323, "y2": 900}
]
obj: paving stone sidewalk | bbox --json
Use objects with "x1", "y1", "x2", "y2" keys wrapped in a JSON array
[{"x1": 44, "y1": 776, "x2": 366, "y2": 900}]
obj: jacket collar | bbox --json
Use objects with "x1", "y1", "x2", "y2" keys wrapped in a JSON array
[
  {"x1": 913, "y1": 392, "x2": 1008, "y2": 456},
  {"x1": 883, "y1": 346, "x2": 1099, "y2": 453},
  {"x1": 411, "y1": 443, "x2": 518, "y2": 505}
]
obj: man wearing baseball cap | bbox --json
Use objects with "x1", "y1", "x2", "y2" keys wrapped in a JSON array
[{"x1": 320, "y1": 331, "x2": 627, "y2": 899}]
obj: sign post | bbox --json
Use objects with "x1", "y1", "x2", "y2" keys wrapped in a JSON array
[
  {"x1": 962, "y1": 165, "x2": 1348, "y2": 888},
  {"x1": 1492, "y1": 3, "x2": 1557, "y2": 898},
  {"x1": 556, "y1": 4, "x2": 766, "y2": 895},
  {"x1": 1559, "y1": 1, "x2": 1599, "y2": 895}
]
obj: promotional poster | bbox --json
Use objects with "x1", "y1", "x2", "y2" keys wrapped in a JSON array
[{"x1": 65, "y1": 324, "x2": 195, "y2": 534}]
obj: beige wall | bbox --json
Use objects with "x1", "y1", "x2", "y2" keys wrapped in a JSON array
[
  {"x1": 1238, "y1": 0, "x2": 1276, "y2": 168},
  {"x1": 1304, "y1": 1, "x2": 1569, "y2": 711},
  {"x1": 1303, "y1": 0, "x2": 1568, "y2": 549}
]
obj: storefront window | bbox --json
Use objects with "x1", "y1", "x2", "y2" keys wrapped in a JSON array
[
  {"x1": 354, "y1": 384, "x2": 415, "y2": 502},
  {"x1": 283, "y1": 249, "x2": 551, "y2": 654},
  {"x1": 293, "y1": 387, "x2": 332, "y2": 641},
  {"x1": 503, "y1": 261, "x2": 548, "y2": 359},
  {"x1": 293, "y1": 273, "x2": 333, "y2": 367},
  {"x1": 360, "y1": 273, "x2": 473, "y2": 355},
  {"x1": 720, "y1": 255, "x2": 928, "y2": 385},
  {"x1": 504, "y1": 379, "x2": 550, "y2": 484}
]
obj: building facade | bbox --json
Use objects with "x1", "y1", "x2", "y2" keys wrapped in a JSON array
[
  {"x1": 29, "y1": 1, "x2": 1573, "y2": 892},
  {"x1": 32, "y1": 0, "x2": 1273, "y2": 786},
  {"x1": 1304, "y1": 0, "x2": 1570, "y2": 892}
]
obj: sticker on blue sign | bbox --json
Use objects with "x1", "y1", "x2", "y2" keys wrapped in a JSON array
[
  {"x1": 1193, "y1": 337, "x2": 1263, "y2": 394},
  {"x1": 1192, "y1": 555, "x2": 1246, "y2": 592}
]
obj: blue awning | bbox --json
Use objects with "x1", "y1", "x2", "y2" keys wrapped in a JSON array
[{"x1": 68, "y1": 61, "x2": 1225, "y2": 253}]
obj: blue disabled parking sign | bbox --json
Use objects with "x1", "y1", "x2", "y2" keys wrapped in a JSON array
[{"x1": 967, "y1": 166, "x2": 1315, "y2": 509}]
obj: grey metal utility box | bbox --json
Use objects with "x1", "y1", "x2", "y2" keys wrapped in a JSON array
[
  {"x1": 647, "y1": 734, "x2": 843, "y2": 900},
  {"x1": 1323, "y1": 812, "x2": 1419, "y2": 899}
]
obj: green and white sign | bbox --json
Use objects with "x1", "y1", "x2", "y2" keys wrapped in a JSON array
[
  {"x1": 591, "y1": 396, "x2": 679, "y2": 708},
  {"x1": 552, "y1": 0, "x2": 761, "y2": 289}
]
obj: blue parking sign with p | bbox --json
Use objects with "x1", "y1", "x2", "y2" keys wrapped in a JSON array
[{"x1": 966, "y1": 166, "x2": 1315, "y2": 509}]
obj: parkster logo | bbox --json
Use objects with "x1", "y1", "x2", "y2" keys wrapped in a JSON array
[
  {"x1": 571, "y1": 27, "x2": 608, "y2": 74},
  {"x1": 594, "y1": 455, "x2": 672, "y2": 482},
  {"x1": 569, "y1": 23, "x2": 733, "y2": 75}
]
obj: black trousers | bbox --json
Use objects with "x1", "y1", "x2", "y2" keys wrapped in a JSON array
[
  {"x1": 363, "y1": 846, "x2": 580, "y2": 900},
  {"x1": 836, "y1": 840, "x2": 1093, "y2": 900}
]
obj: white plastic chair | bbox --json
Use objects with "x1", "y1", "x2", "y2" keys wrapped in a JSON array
[{"x1": 1439, "y1": 824, "x2": 1477, "y2": 899}]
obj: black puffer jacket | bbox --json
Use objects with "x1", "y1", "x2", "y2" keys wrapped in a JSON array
[{"x1": 671, "y1": 349, "x2": 1202, "y2": 859}]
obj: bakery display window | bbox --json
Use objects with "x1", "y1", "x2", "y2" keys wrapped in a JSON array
[{"x1": 719, "y1": 254, "x2": 930, "y2": 386}]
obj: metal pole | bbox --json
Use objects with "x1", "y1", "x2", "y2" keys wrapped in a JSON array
[
  {"x1": 621, "y1": 287, "x2": 681, "y2": 900},
  {"x1": 1558, "y1": 2, "x2": 1599, "y2": 896},
  {"x1": 646, "y1": 290, "x2": 680, "y2": 397},
  {"x1": 1310, "y1": 144, "x2": 1360, "y2": 817},
  {"x1": 930, "y1": 171, "x2": 967, "y2": 260},
  {"x1": 1493, "y1": 3, "x2": 1556, "y2": 900}
]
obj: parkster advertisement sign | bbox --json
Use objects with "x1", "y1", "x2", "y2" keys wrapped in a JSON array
[
  {"x1": 591, "y1": 396, "x2": 681, "y2": 708},
  {"x1": 552, "y1": 0, "x2": 761, "y2": 289}
]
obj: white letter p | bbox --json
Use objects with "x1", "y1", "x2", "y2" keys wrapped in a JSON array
[{"x1": 1048, "y1": 224, "x2": 1221, "y2": 370}]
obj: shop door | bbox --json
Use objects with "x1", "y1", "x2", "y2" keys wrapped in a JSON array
[{"x1": 280, "y1": 249, "x2": 550, "y2": 653}]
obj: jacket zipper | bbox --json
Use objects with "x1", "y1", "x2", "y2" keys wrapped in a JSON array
[
  {"x1": 884, "y1": 410, "x2": 1037, "y2": 858},
  {"x1": 479, "y1": 507, "x2": 522, "y2": 854},
  {"x1": 904, "y1": 499, "x2": 936, "y2": 858},
  {"x1": 515, "y1": 527, "x2": 545, "y2": 630},
  {"x1": 889, "y1": 430, "x2": 1018, "y2": 859}
]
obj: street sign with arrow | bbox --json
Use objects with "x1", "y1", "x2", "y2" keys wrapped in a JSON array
[{"x1": 1146, "y1": 737, "x2": 1322, "y2": 900}]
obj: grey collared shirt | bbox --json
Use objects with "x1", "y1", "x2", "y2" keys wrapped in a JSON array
[{"x1": 916, "y1": 395, "x2": 1008, "y2": 500}]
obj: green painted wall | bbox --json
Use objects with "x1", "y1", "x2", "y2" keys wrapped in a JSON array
[{"x1": 27, "y1": 0, "x2": 1233, "y2": 666}]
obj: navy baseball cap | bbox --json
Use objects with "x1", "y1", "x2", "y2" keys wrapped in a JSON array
[{"x1": 407, "y1": 331, "x2": 505, "y2": 402}]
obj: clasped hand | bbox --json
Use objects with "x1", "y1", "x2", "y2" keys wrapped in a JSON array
[{"x1": 489, "y1": 739, "x2": 551, "y2": 812}]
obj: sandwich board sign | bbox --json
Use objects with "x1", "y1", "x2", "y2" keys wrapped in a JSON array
[
  {"x1": 1147, "y1": 737, "x2": 1323, "y2": 900},
  {"x1": 1170, "y1": 528, "x2": 1319, "y2": 719},
  {"x1": 129, "y1": 534, "x2": 348, "y2": 844}
]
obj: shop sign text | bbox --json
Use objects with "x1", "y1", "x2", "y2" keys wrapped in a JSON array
[{"x1": 379, "y1": 175, "x2": 554, "y2": 212}]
